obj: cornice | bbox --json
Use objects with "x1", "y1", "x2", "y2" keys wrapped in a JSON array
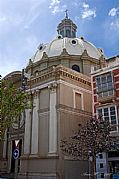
[
  {"x1": 56, "y1": 104, "x2": 92, "y2": 117},
  {"x1": 27, "y1": 65, "x2": 91, "y2": 89}
]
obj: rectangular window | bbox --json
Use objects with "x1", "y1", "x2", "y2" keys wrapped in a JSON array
[
  {"x1": 101, "y1": 173, "x2": 104, "y2": 178},
  {"x1": 99, "y1": 153, "x2": 103, "y2": 159},
  {"x1": 75, "y1": 92, "x2": 82, "y2": 110},
  {"x1": 100, "y1": 163, "x2": 104, "y2": 168},
  {"x1": 97, "y1": 105, "x2": 118, "y2": 132},
  {"x1": 96, "y1": 73, "x2": 114, "y2": 98}
]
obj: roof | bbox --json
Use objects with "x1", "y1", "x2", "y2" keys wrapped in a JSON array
[{"x1": 31, "y1": 37, "x2": 102, "y2": 63}]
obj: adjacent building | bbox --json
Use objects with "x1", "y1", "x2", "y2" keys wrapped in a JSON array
[{"x1": 91, "y1": 56, "x2": 119, "y2": 179}]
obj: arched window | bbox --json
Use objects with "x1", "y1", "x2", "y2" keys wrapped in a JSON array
[
  {"x1": 34, "y1": 70, "x2": 39, "y2": 76},
  {"x1": 72, "y1": 65, "x2": 80, "y2": 72},
  {"x1": 66, "y1": 29, "x2": 71, "y2": 37}
]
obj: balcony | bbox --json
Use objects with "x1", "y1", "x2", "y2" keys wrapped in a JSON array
[{"x1": 97, "y1": 89, "x2": 116, "y2": 103}]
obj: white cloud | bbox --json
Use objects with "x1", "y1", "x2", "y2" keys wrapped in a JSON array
[
  {"x1": 108, "y1": 7, "x2": 119, "y2": 17},
  {"x1": 49, "y1": 0, "x2": 60, "y2": 9},
  {"x1": 49, "y1": 0, "x2": 67, "y2": 15},
  {"x1": 108, "y1": 7, "x2": 119, "y2": 31},
  {"x1": 50, "y1": 0, "x2": 60, "y2": 6},
  {"x1": 51, "y1": 5, "x2": 60, "y2": 14},
  {"x1": 110, "y1": 19, "x2": 119, "y2": 30},
  {"x1": 81, "y1": 2, "x2": 96, "y2": 19},
  {"x1": 83, "y1": 3, "x2": 89, "y2": 9}
]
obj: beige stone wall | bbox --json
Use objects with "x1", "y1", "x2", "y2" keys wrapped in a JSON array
[
  {"x1": 39, "y1": 88, "x2": 50, "y2": 110},
  {"x1": 59, "y1": 84, "x2": 74, "y2": 107},
  {"x1": 83, "y1": 60, "x2": 91, "y2": 76},
  {"x1": 59, "y1": 83, "x2": 92, "y2": 112},
  {"x1": 60, "y1": 59, "x2": 69, "y2": 68},
  {"x1": 38, "y1": 88, "x2": 50, "y2": 155},
  {"x1": 83, "y1": 91, "x2": 92, "y2": 112},
  {"x1": 39, "y1": 112, "x2": 49, "y2": 155},
  {"x1": 59, "y1": 109, "x2": 90, "y2": 139},
  {"x1": 20, "y1": 157, "x2": 58, "y2": 175}
]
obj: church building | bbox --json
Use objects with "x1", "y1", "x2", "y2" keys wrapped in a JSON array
[{"x1": 0, "y1": 13, "x2": 105, "y2": 179}]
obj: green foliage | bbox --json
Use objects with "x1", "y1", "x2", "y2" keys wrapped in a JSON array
[{"x1": 0, "y1": 77, "x2": 30, "y2": 140}]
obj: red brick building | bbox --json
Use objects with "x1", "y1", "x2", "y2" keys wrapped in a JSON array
[{"x1": 91, "y1": 56, "x2": 119, "y2": 179}]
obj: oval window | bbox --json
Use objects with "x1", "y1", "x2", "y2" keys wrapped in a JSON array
[
  {"x1": 72, "y1": 40, "x2": 77, "y2": 45},
  {"x1": 57, "y1": 34, "x2": 62, "y2": 39}
]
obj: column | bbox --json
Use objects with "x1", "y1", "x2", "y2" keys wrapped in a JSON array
[
  {"x1": 31, "y1": 90, "x2": 39, "y2": 154},
  {"x1": 48, "y1": 82, "x2": 58, "y2": 154}
]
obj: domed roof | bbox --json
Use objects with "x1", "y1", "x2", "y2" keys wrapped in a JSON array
[
  {"x1": 31, "y1": 14, "x2": 103, "y2": 63},
  {"x1": 31, "y1": 37, "x2": 102, "y2": 63}
]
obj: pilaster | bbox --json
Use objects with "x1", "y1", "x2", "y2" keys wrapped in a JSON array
[
  {"x1": 24, "y1": 109, "x2": 32, "y2": 154},
  {"x1": 48, "y1": 82, "x2": 58, "y2": 155},
  {"x1": 31, "y1": 90, "x2": 40, "y2": 154}
]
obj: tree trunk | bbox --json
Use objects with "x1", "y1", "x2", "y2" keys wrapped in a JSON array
[{"x1": 90, "y1": 156, "x2": 96, "y2": 179}]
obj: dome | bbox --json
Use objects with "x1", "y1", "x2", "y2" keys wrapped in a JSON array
[
  {"x1": 30, "y1": 14, "x2": 103, "y2": 63},
  {"x1": 31, "y1": 37, "x2": 102, "y2": 63}
]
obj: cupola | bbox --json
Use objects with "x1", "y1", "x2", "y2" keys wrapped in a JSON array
[{"x1": 57, "y1": 10, "x2": 77, "y2": 38}]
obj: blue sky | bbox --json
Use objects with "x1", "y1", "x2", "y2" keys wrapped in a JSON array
[{"x1": 0, "y1": 0, "x2": 119, "y2": 77}]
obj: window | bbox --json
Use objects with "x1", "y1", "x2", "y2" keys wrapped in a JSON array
[
  {"x1": 72, "y1": 40, "x2": 77, "y2": 45},
  {"x1": 72, "y1": 31, "x2": 76, "y2": 38},
  {"x1": 96, "y1": 73, "x2": 114, "y2": 98},
  {"x1": 97, "y1": 105, "x2": 118, "y2": 131},
  {"x1": 75, "y1": 93, "x2": 82, "y2": 110},
  {"x1": 60, "y1": 30, "x2": 64, "y2": 37},
  {"x1": 66, "y1": 29, "x2": 71, "y2": 37},
  {"x1": 35, "y1": 70, "x2": 39, "y2": 76},
  {"x1": 100, "y1": 173, "x2": 104, "y2": 178},
  {"x1": 99, "y1": 153, "x2": 103, "y2": 159},
  {"x1": 100, "y1": 163, "x2": 104, "y2": 168},
  {"x1": 74, "y1": 91, "x2": 83, "y2": 110},
  {"x1": 72, "y1": 65, "x2": 80, "y2": 72}
]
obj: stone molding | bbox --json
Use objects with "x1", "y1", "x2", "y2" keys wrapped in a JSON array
[
  {"x1": 27, "y1": 65, "x2": 91, "y2": 88},
  {"x1": 56, "y1": 104, "x2": 92, "y2": 116}
]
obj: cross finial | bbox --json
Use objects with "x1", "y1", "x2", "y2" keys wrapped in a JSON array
[{"x1": 65, "y1": 9, "x2": 68, "y2": 19}]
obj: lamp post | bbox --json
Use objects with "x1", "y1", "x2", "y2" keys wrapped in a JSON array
[{"x1": 14, "y1": 69, "x2": 27, "y2": 179}]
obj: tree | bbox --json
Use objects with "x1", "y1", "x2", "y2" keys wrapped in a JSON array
[
  {"x1": 0, "y1": 75, "x2": 29, "y2": 140},
  {"x1": 61, "y1": 117, "x2": 119, "y2": 179}
]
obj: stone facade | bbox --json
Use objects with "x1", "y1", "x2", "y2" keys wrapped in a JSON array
[{"x1": 0, "y1": 15, "x2": 105, "y2": 179}]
